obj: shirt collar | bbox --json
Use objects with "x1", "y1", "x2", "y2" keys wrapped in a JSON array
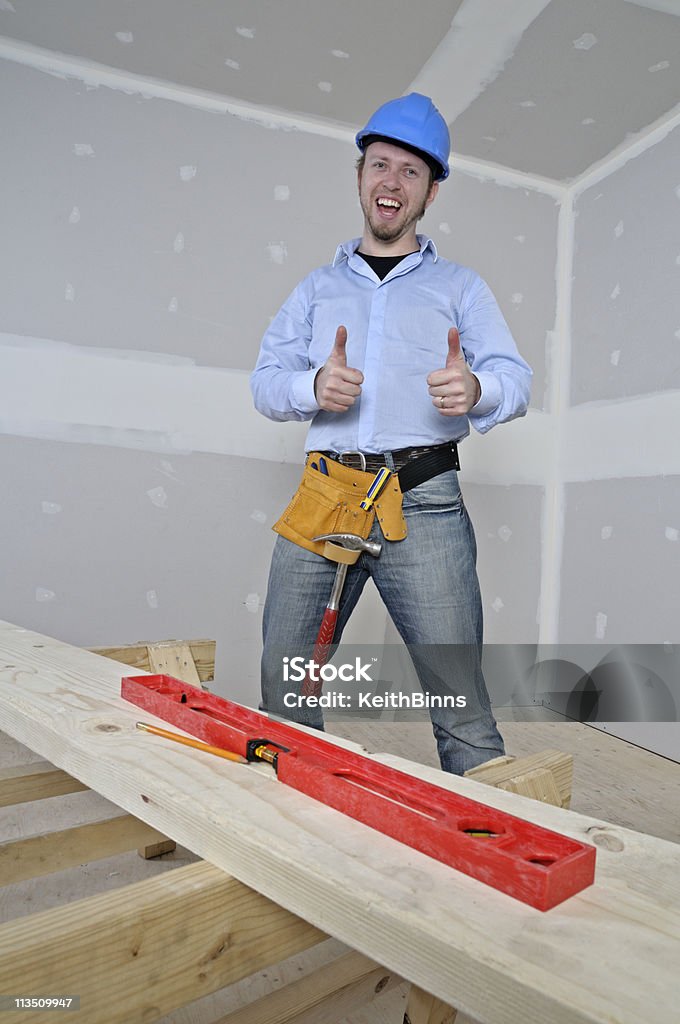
[{"x1": 332, "y1": 234, "x2": 438, "y2": 267}]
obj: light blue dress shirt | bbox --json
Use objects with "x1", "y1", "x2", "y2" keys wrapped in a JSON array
[{"x1": 250, "y1": 235, "x2": 532, "y2": 454}]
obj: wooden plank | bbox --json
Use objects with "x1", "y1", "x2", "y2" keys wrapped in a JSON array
[
  {"x1": 464, "y1": 750, "x2": 573, "y2": 808},
  {"x1": 0, "y1": 813, "x2": 170, "y2": 884},
  {"x1": 138, "y1": 837, "x2": 177, "y2": 859},
  {"x1": 404, "y1": 986, "x2": 457, "y2": 1024},
  {"x1": 90, "y1": 639, "x2": 216, "y2": 682},
  {"x1": 215, "y1": 950, "x2": 398, "y2": 1024},
  {"x1": 1, "y1": 619, "x2": 680, "y2": 1024},
  {"x1": 146, "y1": 641, "x2": 203, "y2": 687},
  {"x1": 0, "y1": 861, "x2": 324, "y2": 1024},
  {"x1": 497, "y1": 767, "x2": 562, "y2": 806},
  {"x1": 0, "y1": 760, "x2": 88, "y2": 806}
]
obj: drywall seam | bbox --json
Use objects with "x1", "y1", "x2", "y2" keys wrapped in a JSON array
[
  {"x1": 0, "y1": 334, "x2": 548, "y2": 483},
  {"x1": 409, "y1": 0, "x2": 553, "y2": 122},
  {"x1": 536, "y1": 193, "x2": 575, "y2": 645},
  {"x1": 0, "y1": 35, "x2": 353, "y2": 142},
  {"x1": 569, "y1": 98, "x2": 680, "y2": 196},
  {"x1": 0, "y1": 336, "x2": 308, "y2": 462},
  {"x1": 0, "y1": 34, "x2": 566, "y2": 199},
  {"x1": 448, "y1": 154, "x2": 565, "y2": 199}
]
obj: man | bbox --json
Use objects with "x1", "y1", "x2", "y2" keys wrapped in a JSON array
[{"x1": 251, "y1": 93, "x2": 532, "y2": 774}]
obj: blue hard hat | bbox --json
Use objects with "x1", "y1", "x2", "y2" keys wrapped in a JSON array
[{"x1": 355, "y1": 93, "x2": 451, "y2": 181}]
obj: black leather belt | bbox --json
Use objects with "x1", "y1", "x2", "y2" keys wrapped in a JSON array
[{"x1": 320, "y1": 441, "x2": 460, "y2": 492}]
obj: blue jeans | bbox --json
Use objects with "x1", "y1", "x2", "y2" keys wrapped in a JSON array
[{"x1": 260, "y1": 468, "x2": 504, "y2": 774}]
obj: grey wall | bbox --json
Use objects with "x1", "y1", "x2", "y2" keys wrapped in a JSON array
[
  {"x1": 2, "y1": 38, "x2": 675, "y2": 749},
  {"x1": 0, "y1": 51, "x2": 554, "y2": 702},
  {"x1": 563, "y1": 122, "x2": 680, "y2": 645},
  {"x1": 571, "y1": 123, "x2": 680, "y2": 406}
]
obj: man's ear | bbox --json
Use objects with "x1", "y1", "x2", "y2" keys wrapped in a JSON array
[{"x1": 425, "y1": 181, "x2": 439, "y2": 209}]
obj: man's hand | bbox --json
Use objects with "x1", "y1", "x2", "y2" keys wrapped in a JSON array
[
  {"x1": 427, "y1": 327, "x2": 481, "y2": 416},
  {"x1": 314, "y1": 326, "x2": 364, "y2": 413}
]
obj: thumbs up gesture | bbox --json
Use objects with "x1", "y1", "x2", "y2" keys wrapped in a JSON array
[
  {"x1": 314, "y1": 325, "x2": 364, "y2": 413},
  {"x1": 427, "y1": 327, "x2": 481, "y2": 416}
]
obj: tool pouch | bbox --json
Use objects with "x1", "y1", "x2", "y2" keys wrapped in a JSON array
[{"x1": 273, "y1": 453, "x2": 407, "y2": 557}]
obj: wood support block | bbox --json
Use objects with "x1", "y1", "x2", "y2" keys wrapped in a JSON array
[
  {"x1": 0, "y1": 813, "x2": 172, "y2": 885},
  {"x1": 138, "y1": 838, "x2": 177, "y2": 859},
  {"x1": 464, "y1": 749, "x2": 573, "y2": 808},
  {"x1": 0, "y1": 761, "x2": 89, "y2": 806},
  {"x1": 146, "y1": 642, "x2": 203, "y2": 687},
  {"x1": 404, "y1": 985, "x2": 457, "y2": 1024},
  {"x1": 89, "y1": 638, "x2": 216, "y2": 684},
  {"x1": 0, "y1": 861, "x2": 325, "y2": 1024},
  {"x1": 215, "y1": 950, "x2": 398, "y2": 1024}
]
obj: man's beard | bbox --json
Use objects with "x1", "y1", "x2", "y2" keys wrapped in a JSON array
[{"x1": 362, "y1": 195, "x2": 428, "y2": 243}]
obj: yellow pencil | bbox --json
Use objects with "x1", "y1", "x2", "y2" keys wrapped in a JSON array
[{"x1": 136, "y1": 721, "x2": 248, "y2": 764}]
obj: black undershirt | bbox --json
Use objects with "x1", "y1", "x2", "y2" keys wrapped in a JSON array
[{"x1": 357, "y1": 251, "x2": 417, "y2": 281}]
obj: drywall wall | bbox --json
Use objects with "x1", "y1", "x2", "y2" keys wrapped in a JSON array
[
  {"x1": 564, "y1": 118, "x2": 680, "y2": 757},
  {"x1": 3, "y1": 22, "x2": 674, "y2": 751},
  {"x1": 0, "y1": 51, "x2": 556, "y2": 707}
]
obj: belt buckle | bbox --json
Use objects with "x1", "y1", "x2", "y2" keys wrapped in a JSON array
[{"x1": 338, "y1": 450, "x2": 367, "y2": 472}]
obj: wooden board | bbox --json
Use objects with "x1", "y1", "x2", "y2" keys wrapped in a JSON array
[
  {"x1": 1, "y1": 619, "x2": 680, "y2": 1024},
  {"x1": 89, "y1": 639, "x2": 215, "y2": 683}
]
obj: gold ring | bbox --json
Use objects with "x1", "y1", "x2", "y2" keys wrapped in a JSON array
[{"x1": 439, "y1": 395, "x2": 445, "y2": 408}]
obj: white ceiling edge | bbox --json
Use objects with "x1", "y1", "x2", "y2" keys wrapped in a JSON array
[
  {"x1": 0, "y1": 32, "x2": 567, "y2": 198},
  {"x1": 568, "y1": 97, "x2": 680, "y2": 196},
  {"x1": 0, "y1": 35, "x2": 354, "y2": 142},
  {"x1": 409, "y1": 0, "x2": 552, "y2": 123},
  {"x1": 622, "y1": 0, "x2": 680, "y2": 14}
]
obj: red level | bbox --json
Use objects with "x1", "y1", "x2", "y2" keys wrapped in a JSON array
[{"x1": 121, "y1": 674, "x2": 596, "y2": 910}]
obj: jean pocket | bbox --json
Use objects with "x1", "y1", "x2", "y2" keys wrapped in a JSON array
[{"x1": 402, "y1": 469, "x2": 463, "y2": 515}]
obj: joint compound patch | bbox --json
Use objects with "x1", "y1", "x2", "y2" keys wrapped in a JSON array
[
  {"x1": 36, "y1": 588, "x2": 56, "y2": 603},
  {"x1": 147, "y1": 487, "x2": 168, "y2": 509},
  {"x1": 245, "y1": 593, "x2": 260, "y2": 613},
  {"x1": 573, "y1": 33, "x2": 597, "y2": 50},
  {"x1": 267, "y1": 242, "x2": 287, "y2": 265}
]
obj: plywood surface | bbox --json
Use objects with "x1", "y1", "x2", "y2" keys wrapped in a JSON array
[{"x1": 1, "y1": 619, "x2": 679, "y2": 1024}]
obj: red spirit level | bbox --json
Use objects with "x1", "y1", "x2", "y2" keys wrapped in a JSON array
[{"x1": 121, "y1": 674, "x2": 596, "y2": 910}]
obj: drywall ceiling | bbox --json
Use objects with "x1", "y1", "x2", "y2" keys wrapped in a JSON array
[{"x1": 1, "y1": 0, "x2": 679, "y2": 182}]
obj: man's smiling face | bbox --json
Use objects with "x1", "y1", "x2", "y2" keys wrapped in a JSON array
[{"x1": 358, "y1": 140, "x2": 438, "y2": 253}]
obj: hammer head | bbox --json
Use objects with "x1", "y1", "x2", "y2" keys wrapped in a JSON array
[{"x1": 313, "y1": 532, "x2": 382, "y2": 558}]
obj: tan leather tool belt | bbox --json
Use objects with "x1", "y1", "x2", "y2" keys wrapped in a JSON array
[{"x1": 273, "y1": 452, "x2": 407, "y2": 557}]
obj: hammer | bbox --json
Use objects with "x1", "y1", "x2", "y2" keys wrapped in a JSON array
[{"x1": 300, "y1": 532, "x2": 382, "y2": 698}]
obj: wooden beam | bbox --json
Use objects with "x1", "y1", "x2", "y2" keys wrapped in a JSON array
[
  {"x1": 146, "y1": 642, "x2": 203, "y2": 687},
  {"x1": 0, "y1": 760, "x2": 88, "y2": 806},
  {"x1": 89, "y1": 638, "x2": 216, "y2": 682},
  {"x1": 0, "y1": 813, "x2": 171, "y2": 884},
  {"x1": 2, "y1": 620, "x2": 680, "y2": 1024},
  {"x1": 464, "y1": 749, "x2": 573, "y2": 808},
  {"x1": 0, "y1": 861, "x2": 324, "y2": 1024},
  {"x1": 214, "y1": 950, "x2": 398, "y2": 1024},
  {"x1": 404, "y1": 986, "x2": 457, "y2": 1024}
]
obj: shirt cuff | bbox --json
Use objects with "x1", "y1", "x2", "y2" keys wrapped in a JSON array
[
  {"x1": 470, "y1": 371, "x2": 502, "y2": 417},
  {"x1": 290, "y1": 368, "x2": 321, "y2": 416}
]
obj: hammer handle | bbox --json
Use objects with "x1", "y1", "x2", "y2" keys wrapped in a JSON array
[{"x1": 300, "y1": 608, "x2": 338, "y2": 697}]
